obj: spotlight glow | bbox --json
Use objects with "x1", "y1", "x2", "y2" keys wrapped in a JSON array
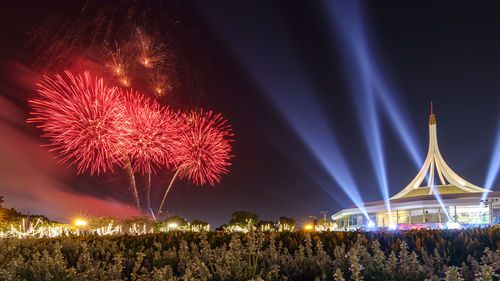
[
  {"x1": 325, "y1": 0, "x2": 393, "y2": 221},
  {"x1": 446, "y1": 221, "x2": 461, "y2": 230},
  {"x1": 388, "y1": 222, "x2": 397, "y2": 230},
  {"x1": 323, "y1": 0, "x2": 423, "y2": 169},
  {"x1": 429, "y1": 184, "x2": 451, "y2": 221},
  {"x1": 74, "y1": 219, "x2": 87, "y2": 227},
  {"x1": 374, "y1": 79, "x2": 423, "y2": 167},
  {"x1": 196, "y1": 4, "x2": 370, "y2": 219},
  {"x1": 367, "y1": 221, "x2": 375, "y2": 228},
  {"x1": 483, "y1": 121, "x2": 500, "y2": 200}
]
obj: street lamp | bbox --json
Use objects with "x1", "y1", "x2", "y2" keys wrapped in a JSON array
[{"x1": 74, "y1": 219, "x2": 87, "y2": 227}]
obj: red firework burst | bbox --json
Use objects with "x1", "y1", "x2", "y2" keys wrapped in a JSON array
[
  {"x1": 175, "y1": 110, "x2": 234, "y2": 186},
  {"x1": 28, "y1": 71, "x2": 125, "y2": 175},
  {"x1": 121, "y1": 90, "x2": 180, "y2": 174}
]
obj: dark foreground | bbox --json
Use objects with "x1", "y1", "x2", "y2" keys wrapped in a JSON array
[{"x1": 0, "y1": 228, "x2": 499, "y2": 280}]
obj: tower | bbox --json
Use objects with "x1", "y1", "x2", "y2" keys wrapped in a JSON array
[{"x1": 392, "y1": 102, "x2": 488, "y2": 199}]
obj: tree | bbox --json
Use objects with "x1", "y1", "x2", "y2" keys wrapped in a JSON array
[
  {"x1": 228, "y1": 211, "x2": 259, "y2": 228},
  {"x1": 190, "y1": 219, "x2": 210, "y2": 231},
  {"x1": 257, "y1": 220, "x2": 275, "y2": 231},
  {"x1": 278, "y1": 216, "x2": 296, "y2": 231},
  {"x1": 155, "y1": 215, "x2": 189, "y2": 231}
]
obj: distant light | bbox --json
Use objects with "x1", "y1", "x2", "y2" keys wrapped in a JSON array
[
  {"x1": 446, "y1": 221, "x2": 461, "y2": 230},
  {"x1": 388, "y1": 222, "x2": 397, "y2": 230},
  {"x1": 367, "y1": 221, "x2": 375, "y2": 228},
  {"x1": 168, "y1": 223, "x2": 178, "y2": 229},
  {"x1": 74, "y1": 219, "x2": 87, "y2": 227},
  {"x1": 304, "y1": 224, "x2": 313, "y2": 230}
]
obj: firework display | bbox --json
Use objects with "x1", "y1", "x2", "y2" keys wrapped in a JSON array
[
  {"x1": 28, "y1": 1, "x2": 184, "y2": 101},
  {"x1": 121, "y1": 91, "x2": 180, "y2": 174},
  {"x1": 175, "y1": 110, "x2": 234, "y2": 186},
  {"x1": 29, "y1": 70, "x2": 234, "y2": 215},
  {"x1": 157, "y1": 110, "x2": 233, "y2": 216},
  {"x1": 28, "y1": 71, "x2": 126, "y2": 175},
  {"x1": 26, "y1": 1, "x2": 232, "y2": 216}
]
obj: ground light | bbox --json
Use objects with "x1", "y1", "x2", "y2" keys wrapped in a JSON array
[
  {"x1": 429, "y1": 184, "x2": 452, "y2": 221},
  {"x1": 74, "y1": 219, "x2": 87, "y2": 227},
  {"x1": 484, "y1": 120, "x2": 500, "y2": 200},
  {"x1": 446, "y1": 221, "x2": 461, "y2": 230},
  {"x1": 304, "y1": 224, "x2": 313, "y2": 230},
  {"x1": 388, "y1": 222, "x2": 397, "y2": 230}
]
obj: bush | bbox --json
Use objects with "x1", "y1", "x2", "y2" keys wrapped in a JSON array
[{"x1": 0, "y1": 228, "x2": 498, "y2": 280}]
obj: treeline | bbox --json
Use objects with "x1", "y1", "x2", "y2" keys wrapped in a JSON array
[{"x1": 0, "y1": 228, "x2": 498, "y2": 280}]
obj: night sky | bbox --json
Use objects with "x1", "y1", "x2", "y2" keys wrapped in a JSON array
[{"x1": 1, "y1": 0, "x2": 500, "y2": 227}]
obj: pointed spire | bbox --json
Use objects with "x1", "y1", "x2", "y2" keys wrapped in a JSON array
[
  {"x1": 429, "y1": 101, "x2": 436, "y2": 125},
  {"x1": 392, "y1": 104, "x2": 488, "y2": 199}
]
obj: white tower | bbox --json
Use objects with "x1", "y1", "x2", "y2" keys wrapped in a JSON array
[{"x1": 392, "y1": 102, "x2": 488, "y2": 199}]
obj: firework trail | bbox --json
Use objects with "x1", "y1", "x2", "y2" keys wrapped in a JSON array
[
  {"x1": 157, "y1": 110, "x2": 233, "y2": 216},
  {"x1": 136, "y1": 28, "x2": 167, "y2": 68},
  {"x1": 28, "y1": 71, "x2": 126, "y2": 175},
  {"x1": 27, "y1": 1, "x2": 182, "y2": 100},
  {"x1": 121, "y1": 90, "x2": 181, "y2": 213}
]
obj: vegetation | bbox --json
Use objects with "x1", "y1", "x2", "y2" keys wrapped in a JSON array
[{"x1": 0, "y1": 228, "x2": 498, "y2": 280}]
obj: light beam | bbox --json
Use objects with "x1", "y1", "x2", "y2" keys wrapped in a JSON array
[
  {"x1": 195, "y1": 2, "x2": 371, "y2": 218},
  {"x1": 483, "y1": 120, "x2": 500, "y2": 200}
]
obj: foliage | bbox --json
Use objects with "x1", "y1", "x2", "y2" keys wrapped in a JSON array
[
  {"x1": 0, "y1": 228, "x2": 498, "y2": 280},
  {"x1": 278, "y1": 216, "x2": 296, "y2": 231},
  {"x1": 228, "y1": 211, "x2": 259, "y2": 228}
]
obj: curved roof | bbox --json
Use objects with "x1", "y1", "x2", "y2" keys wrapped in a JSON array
[{"x1": 393, "y1": 109, "x2": 488, "y2": 199}]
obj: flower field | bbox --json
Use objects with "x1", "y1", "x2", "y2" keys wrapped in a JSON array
[{"x1": 0, "y1": 228, "x2": 498, "y2": 280}]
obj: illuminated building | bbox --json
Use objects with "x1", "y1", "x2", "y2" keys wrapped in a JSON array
[{"x1": 332, "y1": 105, "x2": 500, "y2": 229}]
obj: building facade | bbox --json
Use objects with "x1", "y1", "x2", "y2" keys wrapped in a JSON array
[{"x1": 332, "y1": 106, "x2": 500, "y2": 229}]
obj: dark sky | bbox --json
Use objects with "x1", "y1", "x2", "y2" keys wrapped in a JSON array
[{"x1": 1, "y1": 0, "x2": 500, "y2": 227}]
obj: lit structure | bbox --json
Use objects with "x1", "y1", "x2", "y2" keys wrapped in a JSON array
[{"x1": 332, "y1": 105, "x2": 500, "y2": 229}]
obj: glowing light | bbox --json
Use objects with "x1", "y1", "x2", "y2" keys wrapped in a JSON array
[
  {"x1": 128, "y1": 223, "x2": 153, "y2": 235},
  {"x1": 430, "y1": 184, "x2": 451, "y2": 221},
  {"x1": 484, "y1": 121, "x2": 500, "y2": 200},
  {"x1": 74, "y1": 219, "x2": 87, "y2": 226},
  {"x1": 197, "y1": 4, "x2": 369, "y2": 218},
  {"x1": 367, "y1": 221, "x2": 375, "y2": 228},
  {"x1": 304, "y1": 224, "x2": 313, "y2": 230},
  {"x1": 446, "y1": 221, "x2": 461, "y2": 230},
  {"x1": 374, "y1": 79, "x2": 423, "y2": 167},
  {"x1": 325, "y1": 0, "x2": 394, "y2": 220},
  {"x1": 388, "y1": 222, "x2": 397, "y2": 230},
  {"x1": 121, "y1": 79, "x2": 129, "y2": 86},
  {"x1": 168, "y1": 223, "x2": 178, "y2": 229},
  {"x1": 136, "y1": 28, "x2": 166, "y2": 68}
]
